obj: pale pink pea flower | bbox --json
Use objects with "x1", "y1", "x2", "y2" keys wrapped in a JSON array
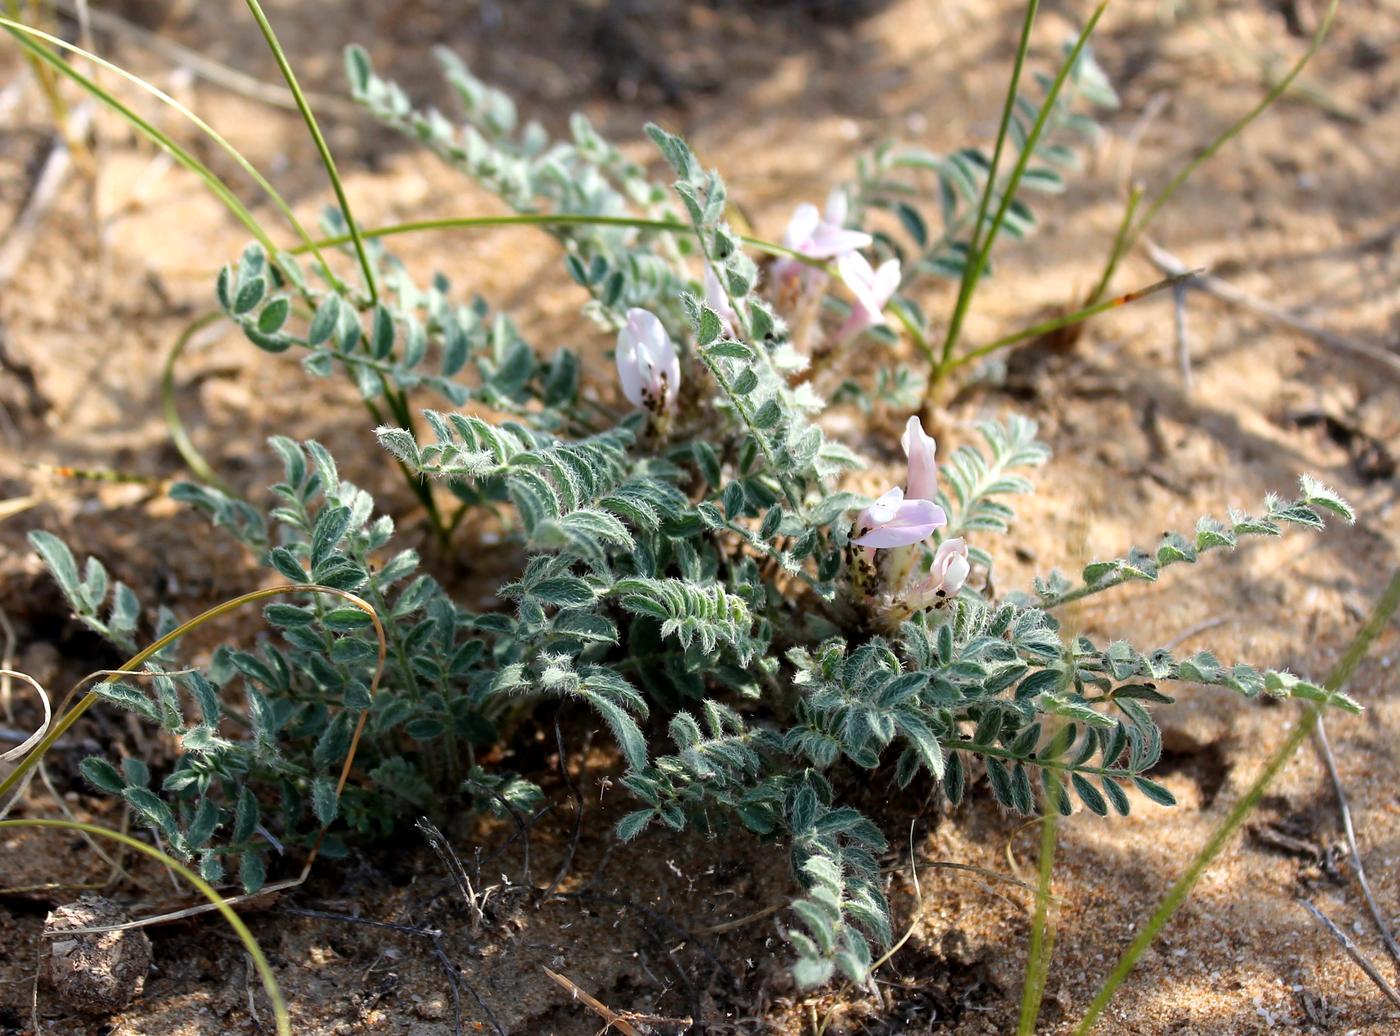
[
  {"x1": 900, "y1": 537, "x2": 972, "y2": 611},
  {"x1": 771, "y1": 189, "x2": 873, "y2": 288},
  {"x1": 851, "y1": 486, "x2": 947, "y2": 549},
  {"x1": 616, "y1": 308, "x2": 680, "y2": 415},
  {"x1": 836, "y1": 251, "x2": 901, "y2": 341}
]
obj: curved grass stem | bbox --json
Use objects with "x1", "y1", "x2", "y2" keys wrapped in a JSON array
[
  {"x1": 297, "y1": 213, "x2": 821, "y2": 268},
  {"x1": 0, "y1": 817, "x2": 290, "y2": 1035},
  {"x1": 161, "y1": 311, "x2": 235, "y2": 493},
  {"x1": 0, "y1": 585, "x2": 385, "y2": 806},
  {"x1": 0, "y1": 20, "x2": 275, "y2": 254}
]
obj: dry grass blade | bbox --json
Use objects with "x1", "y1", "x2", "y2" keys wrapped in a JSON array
[
  {"x1": 1298, "y1": 898, "x2": 1400, "y2": 1010},
  {"x1": 51, "y1": 0, "x2": 356, "y2": 115},
  {"x1": 0, "y1": 670, "x2": 49, "y2": 764},
  {"x1": 417, "y1": 816, "x2": 485, "y2": 934}
]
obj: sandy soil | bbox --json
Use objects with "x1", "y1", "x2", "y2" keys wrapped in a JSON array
[{"x1": 2, "y1": 0, "x2": 1399, "y2": 1033}]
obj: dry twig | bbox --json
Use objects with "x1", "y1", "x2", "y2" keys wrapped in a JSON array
[
  {"x1": 0, "y1": 105, "x2": 95, "y2": 290},
  {"x1": 1314, "y1": 715, "x2": 1400, "y2": 971},
  {"x1": 1298, "y1": 898, "x2": 1400, "y2": 1010},
  {"x1": 1144, "y1": 239, "x2": 1400, "y2": 380},
  {"x1": 544, "y1": 967, "x2": 646, "y2": 1036}
]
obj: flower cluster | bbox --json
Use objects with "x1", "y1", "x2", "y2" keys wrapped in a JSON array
[
  {"x1": 616, "y1": 189, "x2": 901, "y2": 421},
  {"x1": 849, "y1": 416, "x2": 969, "y2": 611}
]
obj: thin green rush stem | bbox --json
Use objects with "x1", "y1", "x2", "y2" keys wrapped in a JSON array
[
  {"x1": 938, "y1": 0, "x2": 1111, "y2": 377},
  {"x1": 3, "y1": 0, "x2": 74, "y2": 151},
  {"x1": 1017, "y1": 774, "x2": 1061, "y2": 1036},
  {"x1": 0, "y1": 21, "x2": 274, "y2": 254},
  {"x1": 1085, "y1": 0, "x2": 1338, "y2": 306},
  {"x1": 162, "y1": 311, "x2": 235, "y2": 493},
  {"x1": 948, "y1": 270, "x2": 1196, "y2": 372},
  {"x1": 0, "y1": 818, "x2": 291, "y2": 1035},
  {"x1": 1070, "y1": 567, "x2": 1400, "y2": 1035},
  {"x1": 297, "y1": 213, "x2": 823, "y2": 268},
  {"x1": 1085, "y1": 181, "x2": 1144, "y2": 306},
  {"x1": 938, "y1": 0, "x2": 1041, "y2": 370},
  {"x1": 310, "y1": 214, "x2": 1184, "y2": 378},
  {"x1": 242, "y1": 0, "x2": 378, "y2": 304},
  {"x1": 0, "y1": 17, "x2": 341, "y2": 287}
]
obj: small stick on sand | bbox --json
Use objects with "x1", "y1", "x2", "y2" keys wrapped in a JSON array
[
  {"x1": 0, "y1": 105, "x2": 95, "y2": 290},
  {"x1": 1315, "y1": 715, "x2": 1400, "y2": 971},
  {"x1": 543, "y1": 966, "x2": 645, "y2": 1036},
  {"x1": 1298, "y1": 898, "x2": 1400, "y2": 1010},
  {"x1": 1144, "y1": 239, "x2": 1400, "y2": 381}
]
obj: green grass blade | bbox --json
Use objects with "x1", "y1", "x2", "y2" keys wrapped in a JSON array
[
  {"x1": 1070, "y1": 567, "x2": 1400, "y2": 1035},
  {"x1": 938, "y1": 0, "x2": 1110, "y2": 373},
  {"x1": 1018, "y1": 787, "x2": 1061, "y2": 1035},
  {"x1": 297, "y1": 212, "x2": 818, "y2": 266},
  {"x1": 0, "y1": 19, "x2": 277, "y2": 254},
  {"x1": 242, "y1": 0, "x2": 377, "y2": 303},
  {"x1": 0, "y1": 817, "x2": 290, "y2": 1035},
  {"x1": 1087, "y1": 0, "x2": 1338, "y2": 305},
  {"x1": 941, "y1": 0, "x2": 1041, "y2": 370},
  {"x1": 0, "y1": 17, "x2": 341, "y2": 288},
  {"x1": 949, "y1": 270, "x2": 1195, "y2": 370}
]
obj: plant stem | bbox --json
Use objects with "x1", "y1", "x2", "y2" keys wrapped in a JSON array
[
  {"x1": 948, "y1": 270, "x2": 1195, "y2": 372},
  {"x1": 1017, "y1": 776, "x2": 1060, "y2": 1035},
  {"x1": 937, "y1": 1, "x2": 1111, "y2": 381},
  {"x1": 298, "y1": 213, "x2": 822, "y2": 269},
  {"x1": 1082, "y1": 0, "x2": 1338, "y2": 306},
  {"x1": 242, "y1": 0, "x2": 378, "y2": 304},
  {"x1": 162, "y1": 311, "x2": 235, "y2": 493},
  {"x1": 1085, "y1": 181, "x2": 1143, "y2": 307},
  {"x1": 937, "y1": 0, "x2": 1042, "y2": 370},
  {"x1": 1070, "y1": 567, "x2": 1400, "y2": 1035}
]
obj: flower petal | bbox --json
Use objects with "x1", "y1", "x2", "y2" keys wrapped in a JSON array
[
  {"x1": 616, "y1": 326, "x2": 644, "y2": 409},
  {"x1": 824, "y1": 187, "x2": 849, "y2": 227},
  {"x1": 873, "y1": 259, "x2": 902, "y2": 302},
  {"x1": 784, "y1": 203, "x2": 821, "y2": 250},
  {"x1": 901, "y1": 415, "x2": 939, "y2": 502},
  {"x1": 866, "y1": 485, "x2": 904, "y2": 524},
  {"x1": 808, "y1": 226, "x2": 875, "y2": 260},
  {"x1": 941, "y1": 553, "x2": 970, "y2": 595},
  {"x1": 837, "y1": 252, "x2": 882, "y2": 315},
  {"x1": 852, "y1": 498, "x2": 947, "y2": 548}
]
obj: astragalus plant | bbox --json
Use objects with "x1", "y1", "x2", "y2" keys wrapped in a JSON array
[{"x1": 25, "y1": 45, "x2": 1359, "y2": 992}]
